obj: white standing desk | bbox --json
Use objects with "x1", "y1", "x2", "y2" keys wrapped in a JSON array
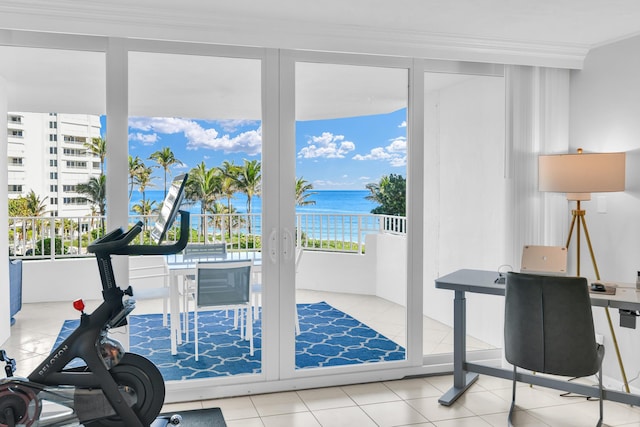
[
  {"x1": 435, "y1": 269, "x2": 640, "y2": 407},
  {"x1": 165, "y1": 252, "x2": 261, "y2": 355}
]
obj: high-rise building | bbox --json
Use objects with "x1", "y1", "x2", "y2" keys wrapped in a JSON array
[{"x1": 7, "y1": 112, "x2": 102, "y2": 217}]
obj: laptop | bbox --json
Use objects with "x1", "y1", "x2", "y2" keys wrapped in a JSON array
[{"x1": 520, "y1": 245, "x2": 567, "y2": 275}]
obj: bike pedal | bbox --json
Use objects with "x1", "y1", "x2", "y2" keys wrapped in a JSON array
[{"x1": 0, "y1": 350, "x2": 16, "y2": 377}]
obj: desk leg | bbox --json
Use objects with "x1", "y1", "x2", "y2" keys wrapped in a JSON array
[
  {"x1": 170, "y1": 272, "x2": 180, "y2": 355},
  {"x1": 439, "y1": 290, "x2": 479, "y2": 406}
]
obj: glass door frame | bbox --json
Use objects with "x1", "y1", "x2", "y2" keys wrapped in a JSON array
[{"x1": 275, "y1": 50, "x2": 425, "y2": 382}]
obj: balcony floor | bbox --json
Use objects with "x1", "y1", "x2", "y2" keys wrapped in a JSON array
[{"x1": 3, "y1": 289, "x2": 494, "y2": 379}]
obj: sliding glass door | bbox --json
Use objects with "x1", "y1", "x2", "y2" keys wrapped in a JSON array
[{"x1": 290, "y1": 57, "x2": 410, "y2": 375}]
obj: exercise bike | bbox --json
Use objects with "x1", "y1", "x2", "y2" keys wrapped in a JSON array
[{"x1": 0, "y1": 175, "x2": 190, "y2": 427}]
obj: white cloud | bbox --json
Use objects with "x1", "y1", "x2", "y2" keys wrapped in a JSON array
[
  {"x1": 353, "y1": 147, "x2": 393, "y2": 161},
  {"x1": 297, "y1": 132, "x2": 356, "y2": 159},
  {"x1": 359, "y1": 176, "x2": 371, "y2": 181},
  {"x1": 128, "y1": 117, "x2": 262, "y2": 156},
  {"x1": 398, "y1": 120, "x2": 407, "y2": 128},
  {"x1": 352, "y1": 136, "x2": 406, "y2": 167},
  {"x1": 390, "y1": 156, "x2": 407, "y2": 167},
  {"x1": 386, "y1": 136, "x2": 406, "y2": 153},
  {"x1": 217, "y1": 119, "x2": 259, "y2": 133},
  {"x1": 129, "y1": 132, "x2": 158, "y2": 145}
]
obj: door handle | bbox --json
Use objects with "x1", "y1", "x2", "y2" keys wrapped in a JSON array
[
  {"x1": 268, "y1": 228, "x2": 278, "y2": 263},
  {"x1": 282, "y1": 228, "x2": 294, "y2": 261}
]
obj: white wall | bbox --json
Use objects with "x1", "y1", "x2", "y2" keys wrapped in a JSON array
[
  {"x1": 423, "y1": 74, "x2": 507, "y2": 347},
  {"x1": 22, "y1": 258, "x2": 104, "y2": 303},
  {"x1": 374, "y1": 234, "x2": 407, "y2": 306},
  {"x1": 296, "y1": 239, "x2": 377, "y2": 296},
  {"x1": 570, "y1": 34, "x2": 640, "y2": 390}
]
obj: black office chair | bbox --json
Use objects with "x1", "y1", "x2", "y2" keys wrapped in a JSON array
[{"x1": 504, "y1": 272, "x2": 604, "y2": 427}]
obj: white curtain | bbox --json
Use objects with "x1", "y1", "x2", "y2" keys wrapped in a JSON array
[
  {"x1": 505, "y1": 66, "x2": 570, "y2": 269},
  {"x1": 0, "y1": 75, "x2": 10, "y2": 343}
]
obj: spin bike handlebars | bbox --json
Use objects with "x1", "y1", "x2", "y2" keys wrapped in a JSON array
[{"x1": 88, "y1": 210, "x2": 191, "y2": 256}]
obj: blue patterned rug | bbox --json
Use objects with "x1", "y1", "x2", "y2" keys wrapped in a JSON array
[{"x1": 55, "y1": 301, "x2": 405, "y2": 381}]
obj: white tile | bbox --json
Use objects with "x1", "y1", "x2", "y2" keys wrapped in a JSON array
[
  {"x1": 312, "y1": 406, "x2": 377, "y2": 427},
  {"x1": 406, "y1": 396, "x2": 475, "y2": 422},
  {"x1": 457, "y1": 390, "x2": 512, "y2": 415},
  {"x1": 226, "y1": 417, "x2": 265, "y2": 427},
  {"x1": 490, "y1": 385, "x2": 567, "y2": 410},
  {"x1": 360, "y1": 400, "x2": 428, "y2": 426},
  {"x1": 433, "y1": 416, "x2": 492, "y2": 426},
  {"x1": 341, "y1": 382, "x2": 401, "y2": 406},
  {"x1": 201, "y1": 396, "x2": 259, "y2": 420},
  {"x1": 527, "y1": 404, "x2": 599, "y2": 426},
  {"x1": 481, "y1": 410, "x2": 549, "y2": 426},
  {"x1": 296, "y1": 387, "x2": 356, "y2": 411},
  {"x1": 383, "y1": 378, "x2": 442, "y2": 400},
  {"x1": 261, "y1": 411, "x2": 321, "y2": 427},
  {"x1": 250, "y1": 391, "x2": 308, "y2": 417}
]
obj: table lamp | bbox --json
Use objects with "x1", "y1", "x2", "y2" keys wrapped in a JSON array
[{"x1": 539, "y1": 148, "x2": 627, "y2": 391}]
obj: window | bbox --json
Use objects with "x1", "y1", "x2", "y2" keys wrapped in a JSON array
[
  {"x1": 63, "y1": 148, "x2": 86, "y2": 156},
  {"x1": 63, "y1": 185, "x2": 77, "y2": 192},
  {"x1": 8, "y1": 185, "x2": 23, "y2": 193},
  {"x1": 49, "y1": 134, "x2": 58, "y2": 142},
  {"x1": 8, "y1": 129, "x2": 23, "y2": 138},
  {"x1": 50, "y1": 185, "x2": 58, "y2": 192},
  {"x1": 49, "y1": 121, "x2": 57, "y2": 129},
  {"x1": 65, "y1": 161, "x2": 87, "y2": 168},
  {"x1": 50, "y1": 147, "x2": 57, "y2": 154},
  {"x1": 9, "y1": 157, "x2": 23, "y2": 165},
  {"x1": 50, "y1": 172, "x2": 58, "y2": 179},
  {"x1": 63, "y1": 197, "x2": 87, "y2": 205},
  {"x1": 9, "y1": 115, "x2": 22, "y2": 124},
  {"x1": 50, "y1": 159, "x2": 57, "y2": 167},
  {"x1": 50, "y1": 197, "x2": 58, "y2": 205},
  {"x1": 63, "y1": 135, "x2": 87, "y2": 144}
]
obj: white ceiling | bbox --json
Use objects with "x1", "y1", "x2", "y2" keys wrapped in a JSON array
[
  {"x1": 2, "y1": 0, "x2": 640, "y2": 54},
  {"x1": 1, "y1": 0, "x2": 640, "y2": 118}
]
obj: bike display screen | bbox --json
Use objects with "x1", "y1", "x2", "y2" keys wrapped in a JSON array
[{"x1": 150, "y1": 173, "x2": 188, "y2": 244}]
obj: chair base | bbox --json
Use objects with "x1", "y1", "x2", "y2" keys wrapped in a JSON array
[{"x1": 509, "y1": 362, "x2": 604, "y2": 427}]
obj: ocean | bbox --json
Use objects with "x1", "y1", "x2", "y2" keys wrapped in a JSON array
[{"x1": 130, "y1": 189, "x2": 376, "y2": 215}]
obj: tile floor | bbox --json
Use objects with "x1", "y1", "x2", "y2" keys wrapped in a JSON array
[
  {"x1": 162, "y1": 374, "x2": 640, "y2": 426},
  {"x1": 6, "y1": 295, "x2": 638, "y2": 426}
]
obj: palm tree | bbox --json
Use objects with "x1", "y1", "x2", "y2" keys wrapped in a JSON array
[
  {"x1": 132, "y1": 199, "x2": 157, "y2": 217},
  {"x1": 76, "y1": 174, "x2": 107, "y2": 231},
  {"x1": 133, "y1": 164, "x2": 156, "y2": 227},
  {"x1": 295, "y1": 177, "x2": 317, "y2": 206},
  {"x1": 24, "y1": 190, "x2": 47, "y2": 242},
  {"x1": 236, "y1": 159, "x2": 261, "y2": 234},
  {"x1": 85, "y1": 137, "x2": 107, "y2": 175},
  {"x1": 186, "y1": 162, "x2": 222, "y2": 239},
  {"x1": 25, "y1": 190, "x2": 47, "y2": 217},
  {"x1": 128, "y1": 155, "x2": 144, "y2": 200},
  {"x1": 220, "y1": 160, "x2": 240, "y2": 213},
  {"x1": 149, "y1": 147, "x2": 183, "y2": 198},
  {"x1": 220, "y1": 160, "x2": 240, "y2": 237}
]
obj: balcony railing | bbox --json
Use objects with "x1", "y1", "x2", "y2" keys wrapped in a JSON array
[{"x1": 8, "y1": 212, "x2": 406, "y2": 260}]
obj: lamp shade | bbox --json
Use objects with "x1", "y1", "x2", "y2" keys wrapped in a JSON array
[{"x1": 539, "y1": 152, "x2": 625, "y2": 193}]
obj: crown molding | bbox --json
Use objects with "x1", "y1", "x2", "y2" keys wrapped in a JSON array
[{"x1": 0, "y1": 0, "x2": 589, "y2": 69}]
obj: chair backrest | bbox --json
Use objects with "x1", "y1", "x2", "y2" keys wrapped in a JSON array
[
  {"x1": 196, "y1": 260, "x2": 252, "y2": 308},
  {"x1": 504, "y1": 272, "x2": 599, "y2": 378},
  {"x1": 183, "y1": 243, "x2": 227, "y2": 261}
]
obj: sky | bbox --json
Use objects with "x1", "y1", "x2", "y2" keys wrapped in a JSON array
[{"x1": 105, "y1": 108, "x2": 407, "y2": 191}]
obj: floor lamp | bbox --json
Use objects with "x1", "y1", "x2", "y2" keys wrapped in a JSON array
[{"x1": 539, "y1": 149, "x2": 628, "y2": 391}]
